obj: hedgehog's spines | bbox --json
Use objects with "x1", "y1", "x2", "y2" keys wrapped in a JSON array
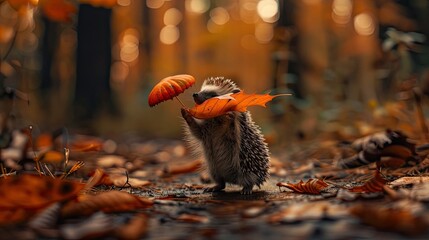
[{"x1": 182, "y1": 77, "x2": 270, "y2": 195}]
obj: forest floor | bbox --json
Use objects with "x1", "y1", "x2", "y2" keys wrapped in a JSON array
[{"x1": 2, "y1": 130, "x2": 429, "y2": 240}]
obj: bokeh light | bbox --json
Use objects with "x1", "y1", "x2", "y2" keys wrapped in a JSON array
[
  {"x1": 332, "y1": 0, "x2": 352, "y2": 25},
  {"x1": 120, "y1": 28, "x2": 140, "y2": 63},
  {"x1": 210, "y1": 7, "x2": 230, "y2": 26},
  {"x1": 185, "y1": 0, "x2": 210, "y2": 14},
  {"x1": 354, "y1": 13, "x2": 375, "y2": 36},
  {"x1": 146, "y1": 0, "x2": 164, "y2": 9},
  {"x1": 164, "y1": 8, "x2": 183, "y2": 26},
  {"x1": 160, "y1": 25, "x2": 180, "y2": 44},
  {"x1": 255, "y1": 22, "x2": 273, "y2": 43},
  {"x1": 257, "y1": 0, "x2": 279, "y2": 23},
  {"x1": 111, "y1": 61, "x2": 130, "y2": 83},
  {"x1": 117, "y1": 0, "x2": 131, "y2": 7}
]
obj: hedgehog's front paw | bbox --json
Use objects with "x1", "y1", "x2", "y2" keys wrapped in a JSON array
[
  {"x1": 241, "y1": 186, "x2": 253, "y2": 195},
  {"x1": 181, "y1": 108, "x2": 193, "y2": 122},
  {"x1": 203, "y1": 184, "x2": 225, "y2": 193}
]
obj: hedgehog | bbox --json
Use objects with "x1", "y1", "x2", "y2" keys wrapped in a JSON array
[{"x1": 181, "y1": 77, "x2": 270, "y2": 194}]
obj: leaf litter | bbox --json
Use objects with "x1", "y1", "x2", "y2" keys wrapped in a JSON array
[{"x1": 3, "y1": 128, "x2": 429, "y2": 239}]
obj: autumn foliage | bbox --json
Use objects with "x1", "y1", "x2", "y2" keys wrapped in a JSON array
[
  {"x1": 188, "y1": 91, "x2": 289, "y2": 119},
  {"x1": 277, "y1": 178, "x2": 329, "y2": 194}
]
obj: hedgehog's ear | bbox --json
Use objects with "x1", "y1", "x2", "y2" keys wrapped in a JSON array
[{"x1": 232, "y1": 89, "x2": 240, "y2": 93}]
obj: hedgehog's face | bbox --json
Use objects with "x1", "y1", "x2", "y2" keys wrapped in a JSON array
[{"x1": 193, "y1": 77, "x2": 240, "y2": 104}]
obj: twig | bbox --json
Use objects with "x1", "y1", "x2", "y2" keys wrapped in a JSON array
[
  {"x1": 118, "y1": 171, "x2": 131, "y2": 190},
  {"x1": 28, "y1": 125, "x2": 42, "y2": 175},
  {"x1": 43, "y1": 163, "x2": 55, "y2": 178},
  {"x1": 1, "y1": 15, "x2": 20, "y2": 62}
]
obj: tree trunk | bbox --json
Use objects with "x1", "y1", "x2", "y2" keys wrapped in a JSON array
[{"x1": 74, "y1": 4, "x2": 113, "y2": 124}]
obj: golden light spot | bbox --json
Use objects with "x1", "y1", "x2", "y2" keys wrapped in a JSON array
[
  {"x1": 257, "y1": 0, "x2": 279, "y2": 23},
  {"x1": 354, "y1": 13, "x2": 375, "y2": 36},
  {"x1": 210, "y1": 7, "x2": 229, "y2": 25},
  {"x1": 160, "y1": 25, "x2": 180, "y2": 44},
  {"x1": 164, "y1": 8, "x2": 183, "y2": 26}
]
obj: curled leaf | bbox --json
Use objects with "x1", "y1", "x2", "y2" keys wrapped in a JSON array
[
  {"x1": 61, "y1": 191, "x2": 153, "y2": 218},
  {"x1": 277, "y1": 178, "x2": 329, "y2": 194},
  {"x1": 188, "y1": 91, "x2": 290, "y2": 119},
  {"x1": 349, "y1": 171, "x2": 386, "y2": 193}
]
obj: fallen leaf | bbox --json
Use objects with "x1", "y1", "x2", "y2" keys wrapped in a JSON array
[
  {"x1": 349, "y1": 171, "x2": 386, "y2": 193},
  {"x1": 163, "y1": 159, "x2": 202, "y2": 176},
  {"x1": 389, "y1": 176, "x2": 429, "y2": 187},
  {"x1": 277, "y1": 178, "x2": 329, "y2": 194},
  {"x1": 97, "y1": 155, "x2": 126, "y2": 168},
  {"x1": 267, "y1": 202, "x2": 348, "y2": 223},
  {"x1": 350, "y1": 204, "x2": 427, "y2": 236},
  {"x1": 40, "y1": 150, "x2": 64, "y2": 164},
  {"x1": 114, "y1": 213, "x2": 149, "y2": 240},
  {"x1": 176, "y1": 213, "x2": 209, "y2": 224},
  {"x1": 0, "y1": 174, "x2": 84, "y2": 210},
  {"x1": 188, "y1": 91, "x2": 290, "y2": 119},
  {"x1": 70, "y1": 138, "x2": 103, "y2": 152},
  {"x1": 61, "y1": 191, "x2": 153, "y2": 218}
]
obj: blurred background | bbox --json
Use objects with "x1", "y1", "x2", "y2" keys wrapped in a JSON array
[{"x1": 1, "y1": 0, "x2": 429, "y2": 147}]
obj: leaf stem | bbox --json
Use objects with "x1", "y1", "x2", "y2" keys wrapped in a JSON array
[{"x1": 175, "y1": 96, "x2": 186, "y2": 108}]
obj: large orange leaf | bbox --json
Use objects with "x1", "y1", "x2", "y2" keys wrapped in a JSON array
[
  {"x1": 61, "y1": 191, "x2": 153, "y2": 218},
  {"x1": 188, "y1": 91, "x2": 289, "y2": 119},
  {"x1": 40, "y1": 0, "x2": 77, "y2": 23},
  {"x1": 0, "y1": 174, "x2": 84, "y2": 210}
]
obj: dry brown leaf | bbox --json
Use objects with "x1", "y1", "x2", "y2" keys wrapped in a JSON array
[
  {"x1": 61, "y1": 191, "x2": 153, "y2": 218},
  {"x1": 0, "y1": 174, "x2": 84, "y2": 210},
  {"x1": 349, "y1": 171, "x2": 386, "y2": 193},
  {"x1": 41, "y1": 150, "x2": 64, "y2": 164},
  {"x1": 277, "y1": 178, "x2": 329, "y2": 194},
  {"x1": 267, "y1": 202, "x2": 348, "y2": 223},
  {"x1": 114, "y1": 213, "x2": 149, "y2": 239},
  {"x1": 350, "y1": 204, "x2": 427, "y2": 236},
  {"x1": 163, "y1": 159, "x2": 202, "y2": 176},
  {"x1": 176, "y1": 213, "x2": 209, "y2": 224},
  {"x1": 111, "y1": 175, "x2": 151, "y2": 188},
  {"x1": 188, "y1": 91, "x2": 289, "y2": 119},
  {"x1": 389, "y1": 177, "x2": 429, "y2": 187},
  {"x1": 70, "y1": 139, "x2": 103, "y2": 152}
]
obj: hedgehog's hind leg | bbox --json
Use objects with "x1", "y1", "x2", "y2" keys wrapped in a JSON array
[
  {"x1": 241, "y1": 185, "x2": 253, "y2": 195},
  {"x1": 203, "y1": 181, "x2": 225, "y2": 193}
]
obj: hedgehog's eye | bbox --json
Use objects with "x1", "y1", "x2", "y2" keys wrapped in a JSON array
[{"x1": 210, "y1": 93, "x2": 219, "y2": 97}]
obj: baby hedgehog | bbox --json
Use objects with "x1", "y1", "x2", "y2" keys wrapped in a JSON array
[{"x1": 181, "y1": 77, "x2": 270, "y2": 194}]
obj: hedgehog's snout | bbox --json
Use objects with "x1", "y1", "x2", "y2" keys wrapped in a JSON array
[{"x1": 193, "y1": 93, "x2": 205, "y2": 105}]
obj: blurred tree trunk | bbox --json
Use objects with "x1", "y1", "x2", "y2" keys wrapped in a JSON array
[
  {"x1": 40, "y1": 17, "x2": 60, "y2": 106},
  {"x1": 74, "y1": 4, "x2": 114, "y2": 125}
]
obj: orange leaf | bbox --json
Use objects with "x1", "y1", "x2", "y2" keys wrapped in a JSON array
[
  {"x1": 349, "y1": 171, "x2": 386, "y2": 193},
  {"x1": 188, "y1": 91, "x2": 290, "y2": 119},
  {"x1": 277, "y1": 179, "x2": 329, "y2": 194},
  {"x1": 6, "y1": 0, "x2": 38, "y2": 11},
  {"x1": 0, "y1": 174, "x2": 84, "y2": 210},
  {"x1": 350, "y1": 204, "x2": 427, "y2": 236},
  {"x1": 61, "y1": 191, "x2": 153, "y2": 218},
  {"x1": 40, "y1": 0, "x2": 77, "y2": 23}
]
